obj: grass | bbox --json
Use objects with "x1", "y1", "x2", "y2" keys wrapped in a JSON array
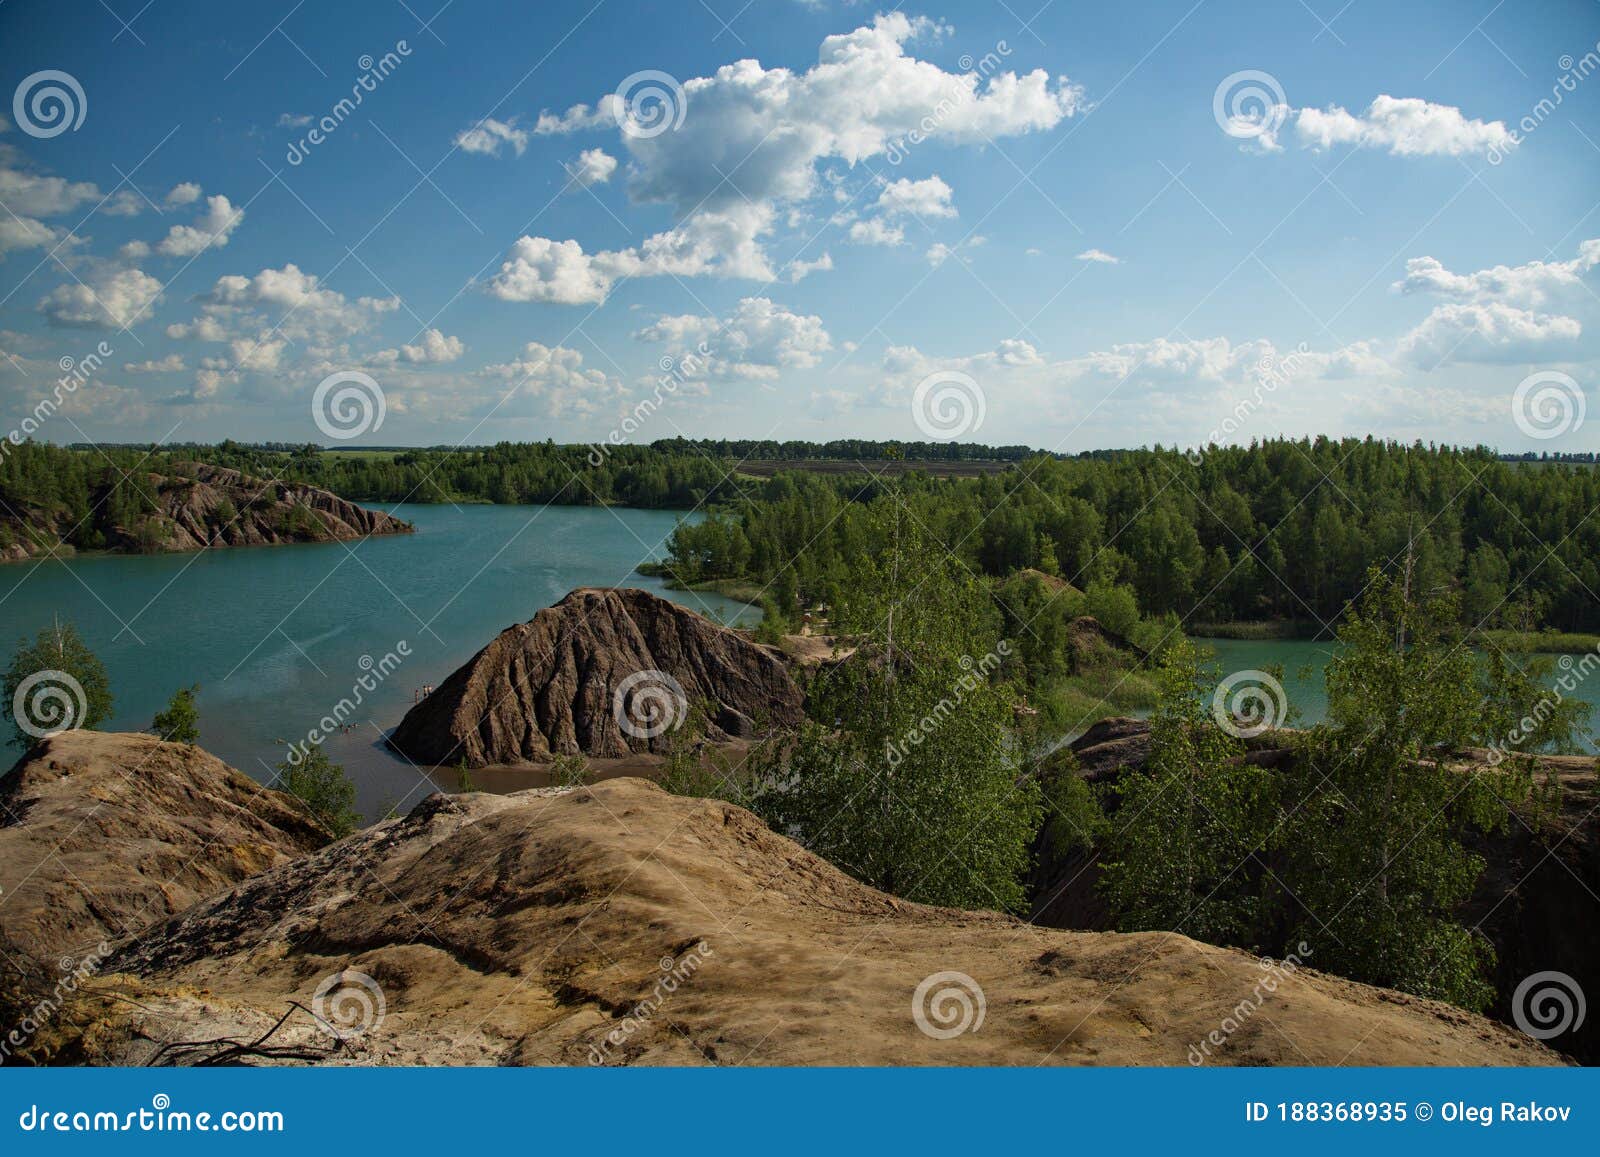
[
  {"x1": 681, "y1": 578, "x2": 767, "y2": 604},
  {"x1": 1189, "y1": 620, "x2": 1319, "y2": 640},
  {"x1": 1037, "y1": 668, "x2": 1160, "y2": 732},
  {"x1": 1476, "y1": 628, "x2": 1600, "y2": 655}
]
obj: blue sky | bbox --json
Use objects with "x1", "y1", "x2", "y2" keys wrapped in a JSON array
[{"x1": 1, "y1": 0, "x2": 1598, "y2": 452}]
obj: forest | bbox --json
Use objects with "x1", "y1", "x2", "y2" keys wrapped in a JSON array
[{"x1": 7, "y1": 436, "x2": 1600, "y2": 639}]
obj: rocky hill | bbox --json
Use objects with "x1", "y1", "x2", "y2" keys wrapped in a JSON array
[
  {"x1": 44, "y1": 774, "x2": 1559, "y2": 1067},
  {"x1": 0, "y1": 461, "x2": 411, "y2": 561},
  {"x1": 388, "y1": 587, "x2": 805, "y2": 767},
  {"x1": 0, "y1": 732, "x2": 330, "y2": 1035}
]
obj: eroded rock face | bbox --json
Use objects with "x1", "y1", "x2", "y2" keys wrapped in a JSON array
[
  {"x1": 0, "y1": 462, "x2": 411, "y2": 560},
  {"x1": 387, "y1": 587, "x2": 805, "y2": 766},
  {"x1": 0, "y1": 731, "x2": 329, "y2": 1028},
  {"x1": 64, "y1": 778, "x2": 1561, "y2": 1067}
]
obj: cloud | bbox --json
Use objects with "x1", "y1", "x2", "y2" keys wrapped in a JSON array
[
  {"x1": 1075, "y1": 248, "x2": 1120, "y2": 264},
  {"x1": 165, "y1": 182, "x2": 202, "y2": 206},
  {"x1": 783, "y1": 251, "x2": 833, "y2": 282},
  {"x1": 169, "y1": 263, "x2": 398, "y2": 345},
  {"x1": 478, "y1": 341, "x2": 625, "y2": 415},
  {"x1": 373, "y1": 328, "x2": 466, "y2": 365},
  {"x1": 39, "y1": 266, "x2": 164, "y2": 328},
  {"x1": 1294, "y1": 96, "x2": 1513, "y2": 156},
  {"x1": 488, "y1": 203, "x2": 776, "y2": 302},
  {"x1": 153, "y1": 194, "x2": 244, "y2": 257},
  {"x1": 499, "y1": 14, "x2": 1081, "y2": 301},
  {"x1": 123, "y1": 354, "x2": 187, "y2": 373},
  {"x1": 1398, "y1": 301, "x2": 1582, "y2": 366},
  {"x1": 0, "y1": 159, "x2": 102, "y2": 217},
  {"x1": 634, "y1": 295, "x2": 831, "y2": 381},
  {"x1": 563, "y1": 147, "x2": 618, "y2": 188},
  {"x1": 1393, "y1": 239, "x2": 1599, "y2": 308},
  {"x1": 848, "y1": 218, "x2": 905, "y2": 247},
  {"x1": 277, "y1": 113, "x2": 313, "y2": 128},
  {"x1": 876, "y1": 174, "x2": 956, "y2": 219},
  {"x1": 456, "y1": 117, "x2": 530, "y2": 156},
  {"x1": 485, "y1": 236, "x2": 616, "y2": 305},
  {"x1": 0, "y1": 214, "x2": 59, "y2": 258}
]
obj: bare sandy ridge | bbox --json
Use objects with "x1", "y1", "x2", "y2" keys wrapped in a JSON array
[{"x1": 56, "y1": 773, "x2": 1560, "y2": 1067}]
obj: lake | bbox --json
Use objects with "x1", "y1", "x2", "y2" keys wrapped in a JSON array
[
  {"x1": 1197, "y1": 636, "x2": 1600, "y2": 753},
  {"x1": 0, "y1": 504, "x2": 757, "y2": 818},
  {"x1": 4, "y1": 508, "x2": 1593, "y2": 822}
]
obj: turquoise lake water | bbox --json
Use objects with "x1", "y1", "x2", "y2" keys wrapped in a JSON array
[
  {"x1": 3, "y1": 507, "x2": 1593, "y2": 821},
  {"x1": 0, "y1": 504, "x2": 756, "y2": 817},
  {"x1": 1197, "y1": 636, "x2": 1600, "y2": 753}
]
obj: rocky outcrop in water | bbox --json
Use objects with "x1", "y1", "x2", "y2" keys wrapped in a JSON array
[
  {"x1": 387, "y1": 587, "x2": 805, "y2": 766},
  {"x1": 52, "y1": 776, "x2": 1562, "y2": 1067},
  {"x1": 0, "y1": 462, "x2": 411, "y2": 560}
]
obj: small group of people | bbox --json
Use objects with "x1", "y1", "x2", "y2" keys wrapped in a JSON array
[{"x1": 412, "y1": 685, "x2": 434, "y2": 704}]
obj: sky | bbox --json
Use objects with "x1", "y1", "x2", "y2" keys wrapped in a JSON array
[{"x1": 1, "y1": 0, "x2": 1599, "y2": 454}]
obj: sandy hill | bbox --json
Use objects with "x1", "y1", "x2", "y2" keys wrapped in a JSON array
[
  {"x1": 0, "y1": 731, "x2": 329, "y2": 1029},
  {"x1": 41, "y1": 773, "x2": 1561, "y2": 1067}
]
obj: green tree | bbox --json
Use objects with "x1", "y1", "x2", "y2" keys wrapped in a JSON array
[
  {"x1": 151, "y1": 684, "x2": 200, "y2": 745},
  {"x1": 751, "y1": 496, "x2": 1040, "y2": 912},
  {"x1": 1098, "y1": 641, "x2": 1279, "y2": 946},
  {"x1": 277, "y1": 743, "x2": 361, "y2": 837},
  {"x1": 1280, "y1": 568, "x2": 1529, "y2": 1011},
  {"x1": 3, "y1": 620, "x2": 114, "y2": 748}
]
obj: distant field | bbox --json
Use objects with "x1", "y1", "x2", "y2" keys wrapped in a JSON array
[
  {"x1": 736, "y1": 458, "x2": 1016, "y2": 478},
  {"x1": 319, "y1": 449, "x2": 405, "y2": 461}
]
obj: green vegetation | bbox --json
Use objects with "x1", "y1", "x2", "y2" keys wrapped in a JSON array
[
  {"x1": 276, "y1": 743, "x2": 360, "y2": 837},
  {"x1": 746, "y1": 497, "x2": 1041, "y2": 913},
  {"x1": 548, "y1": 753, "x2": 592, "y2": 788},
  {"x1": 151, "y1": 684, "x2": 200, "y2": 745},
  {"x1": 3, "y1": 620, "x2": 113, "y2": 748},
  {"x1": 659, "y1": 439, "x2": 1600, "y2": 639},
  {"x1": 1099, "y1": 569, "x2": 1587, "y2": 1011}
]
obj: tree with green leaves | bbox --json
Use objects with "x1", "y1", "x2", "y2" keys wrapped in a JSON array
[
  {"x1": 151, "y1": 684, "x2": 200, "y2": 745},
  {"x1": 3, "y1": 620, "x2": 113, "y2": 748},
  {"x1": 1098, "y1": 641, "x2": 1279, "y2": 947},
  {"x1": 276, "y1": 742, "x2": 360, "y2": 838},
  {"x1": 1280, "y1": 567, "x2": 1540, "y2": 1011},
  {"x1": 750, "y1": 495, "x2": 1040, "y2": 913}
]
